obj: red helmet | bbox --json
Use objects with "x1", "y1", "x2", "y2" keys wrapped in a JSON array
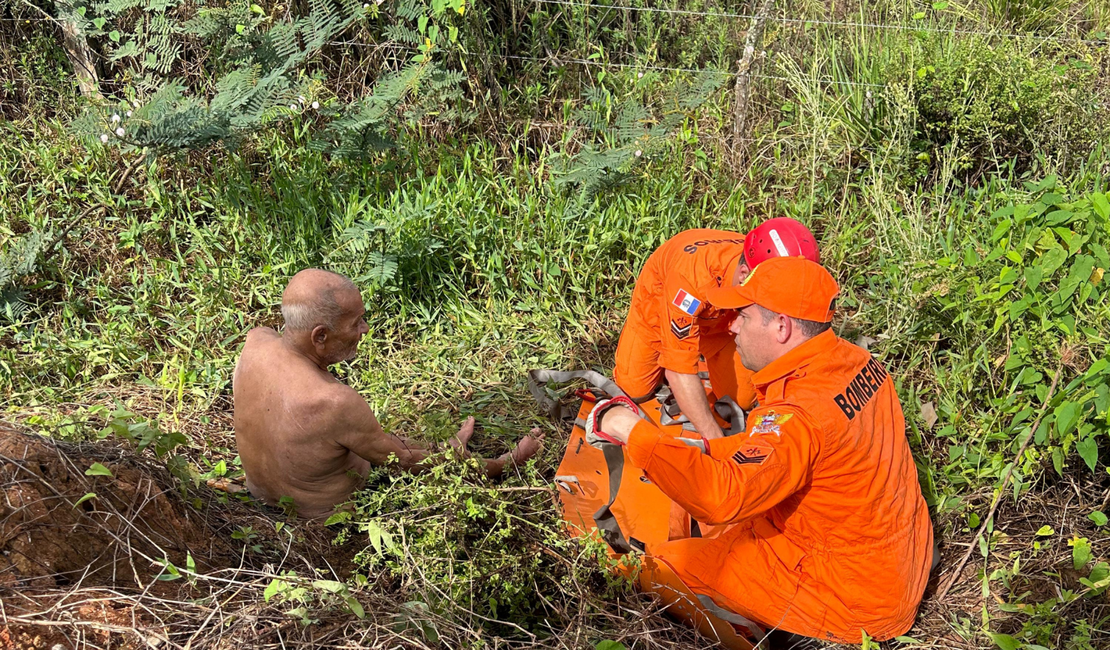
[{"x1": 743, "y1": 217, "x2": 820, "y2": 267}]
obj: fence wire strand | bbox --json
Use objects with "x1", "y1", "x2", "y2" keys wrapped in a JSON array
[{"x1": 531, "y1": 0, "x2": 1110, "y2": 45}]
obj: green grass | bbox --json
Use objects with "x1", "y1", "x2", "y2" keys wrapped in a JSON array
[{"x1": 3, "y1": 0, "x2": 1110, "y2": 646}]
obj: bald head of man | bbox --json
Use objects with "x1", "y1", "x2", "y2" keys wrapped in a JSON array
[{"x1": 279, "y1": 269, "x2": 369, "y2": 368}]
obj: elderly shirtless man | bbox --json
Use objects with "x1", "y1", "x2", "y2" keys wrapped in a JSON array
[{"x1": 233, "y1": 269, "x2": 545, "y2": 520}]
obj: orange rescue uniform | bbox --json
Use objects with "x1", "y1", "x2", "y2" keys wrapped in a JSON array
[
  {"x1": 614, "y1": 229, "x2": 756, "y2": 407},
  {"x1": 625, "y1": 330, "x2": 933, "y2": 642}
]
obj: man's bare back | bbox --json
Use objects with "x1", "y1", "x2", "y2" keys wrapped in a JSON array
[
  {"x1": 234, "y1": 328, "x2": 372, "y2": 518},
  {"x1": 232, "y1": 269, "x2": 544, "y2": 520}
]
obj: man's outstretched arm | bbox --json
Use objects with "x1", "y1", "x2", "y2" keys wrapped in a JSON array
[
  {"x1": 333, "y1": 392, "x2": 443, "y2": 470},
  {"x1": 334, "y1": 391, "x2": 545, "y2": 476},
  {"x1": 597, "y1": 405, "x2": 818, "y2": 525}
]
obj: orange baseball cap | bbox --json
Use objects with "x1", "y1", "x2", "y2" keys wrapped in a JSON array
[{"x1": 706, "y1": 256, "x2": 838, "y2": 322}]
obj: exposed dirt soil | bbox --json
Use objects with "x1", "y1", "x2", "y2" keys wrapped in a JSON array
[{"x1": 0, "y1": 425, "x2": 235, "y2": 589}]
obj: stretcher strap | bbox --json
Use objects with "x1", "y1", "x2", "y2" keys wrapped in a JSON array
[
  {"x1": 713, "y1": 395, "x2": 745, "y2": 436},
  {"x1": 593, "y1": 442, "x2": 633, "y2": 554},
  {"x1": 527, "y1": 368, "x2": 627, "y2": 420},
  {"x1": 657, "y1": 389, "x2": 746, "y2": 437},
  {"x1": 529, "y1": 368, "x2": 634, "y2": 554},
  {"x1": 694, "y1": 594, "x2": 764, "y2": 637}
]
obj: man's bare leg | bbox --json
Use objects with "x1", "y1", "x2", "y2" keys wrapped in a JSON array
[
  {"x1": 449, "y1": 416, "x2": 476, "y2": 453},
  {"x1": 482, "y1": 428, "x2": 546, "y2": 478}
]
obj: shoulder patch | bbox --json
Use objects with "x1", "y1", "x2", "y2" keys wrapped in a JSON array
[
  {"x1": 672, "y1": 289, "x2": 702, "y2": 316},
  {"x1": 732, "y1": 442, "x2": 773, "y2": 466},
  {"x1": 670, "y1": 317, "x2": 692, "y2": 340},
  {"x1": 751, "y1": 411, "x2": 793, "y2": 437}
]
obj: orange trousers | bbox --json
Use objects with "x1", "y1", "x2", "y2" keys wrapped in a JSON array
[{"x1": 613, "y1": 327, "x2": 756, "y2": 409}]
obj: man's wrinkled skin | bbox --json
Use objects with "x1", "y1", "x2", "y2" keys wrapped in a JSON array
[{"x1": 233, "y1": 269, "x2": 545, "y2": 520}]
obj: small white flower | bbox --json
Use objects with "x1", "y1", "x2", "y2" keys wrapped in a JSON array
[
  {"x1": 637, "y1": 72, "x2": 643, "y2": 78},
  {"x1": 126, "y1": 110, "x2": 132, "y2": 117},
  {"x1": 760, "y1": 50, "x2": 766, "y2": 57},
  {"x1": 111, "y1": 113, "x2": 121, "y2": 123},
  {"x1": 634, "y1": 149, "x2": 642, "y2": 157},
  {"x1": 298, "y1": 95, "x2": 306, "y2": 104},
  {"x1": 311, "y1": 101, "x2": 320, "y2": 109},
  {"x1": 363, "y1": 2, "x2": 369, "y2": 7},
  {"x1": 115, "y1": 127, "x2": 125, "y2": 137},
  {"x1": 289, "y1": 103, "x2": 298, "y2": 111},
  {"x1": 376, "y1": 0, "x2": 384, "y2": 5},
  {"x1": 100, "y1": 134, "x2": 109, "y2": 143},
  {"x1": 866, "y1": 91, "x2": 872, "y2": 99}
]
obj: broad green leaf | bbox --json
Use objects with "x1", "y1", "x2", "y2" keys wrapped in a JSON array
[
  {"x1": 324, "y1": 511, "x2": 352, "y2": 526},
  {"x1": 1024, "y1": 265, "x2": 1043, "y2": 290},
  {"x1": 1040, "y1": 246, "x2": 1068, "y2": 276},
  {"x1": 186, "y1": 552, "x2": 196, "y2": 574},
  {"x1": 988, "y1": 632, "x2": 1021, "y2": 650},
  {"x1": 85, "y1": 462, "x2": 113, "y2": 477},
  {"x1": 1070, "y1": 536, "x2": 1092, "y2": 570},
  {"x1": 264, "y1": 579, "x2": 283, "y2": 602},
  {"x1": 1035, "y1": 525, "x2": 1054, "y2": 536},
  {"x1": 596, "y1": 643, "x2": 628, "y2": 650},
  {"x1": 1092, "y1": 192, "x2": 1110, "y2": 219},
  {"x1": 1088, "y1": 511, "x2": 1108, "y2": 526},
  {"x1": 1054, "y1": 402, "x2": 1080, "y2": 436},
  {"x1": 1076, "y1": 436, "x2": 1099, "y2": 472},
  {"x1": 991, "y1": 219, "x2": 1012, "y2": 242},
  {"x1": 73, "y1": 492, "x2": 97, "y2": 508},
  {"x1": 346, "y1": 596, "x2": 365, "y2": 619},
  {"x1": 364, "y1": 520, "x2": 395, "y2": 555},
  {"x1": 312, "y1": 579, "x2": 346, "y2": 593}
]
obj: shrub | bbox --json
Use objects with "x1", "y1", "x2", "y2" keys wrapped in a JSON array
[{"x1": 901, "y1": 35, "x2": 1104, "y2": 177}]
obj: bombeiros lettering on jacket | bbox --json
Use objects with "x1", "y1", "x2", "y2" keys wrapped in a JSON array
[
  {"x1": 682, "y1": 238, "x2": 744, "y2": 254},
  {"x1": 833, "y1": 356, "x2": 889, "y2": 421}
]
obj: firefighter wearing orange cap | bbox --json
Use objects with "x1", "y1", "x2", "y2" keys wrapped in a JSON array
[
  {"x1": 613, "y1": 219, "x2": 819, "y2": 439},
  {"x1": 588, "y1": 257, "x2": 933, "y2": 643}
]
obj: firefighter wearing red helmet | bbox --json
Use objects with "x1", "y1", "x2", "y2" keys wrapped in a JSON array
[{"x1": 613, "y1": 218, "x2": 819, "y2": 439}]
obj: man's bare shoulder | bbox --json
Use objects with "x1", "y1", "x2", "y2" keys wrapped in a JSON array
[
  {"x1": 324, "y1": 383, "x2": 375, "y2": 419},
  {"x1": 243, "y1": 327, "x2": 280, "y2": 346}
]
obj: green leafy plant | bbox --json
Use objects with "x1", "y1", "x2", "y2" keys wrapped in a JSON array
[
  {"x1": 263, "y1": 571, "x2": 365, "y2": 624},
  {"x1": 0, "y1": 228, "x2": 48, "y2": 322},
  {"x1": 553, "y1": 71, "x2": 726, "y2": 205},
  {"x1": 98, "y1": 406, "x2": 188, "y2": 459}
]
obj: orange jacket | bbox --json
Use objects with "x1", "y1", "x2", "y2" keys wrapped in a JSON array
[
  {"x1": 625, "y1": 330, "x2": 933, "y2": 642},
  {"x1": 624, "y1": 229, "x2": 746, "y2": 374}
]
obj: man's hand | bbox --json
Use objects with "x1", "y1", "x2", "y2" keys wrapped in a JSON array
[
  {"x1": 665, "y1": 369, "x2": 725, "y2": 439},
  {"x1": 586, "y1": 398, "x2": 642, "y2": 447}
]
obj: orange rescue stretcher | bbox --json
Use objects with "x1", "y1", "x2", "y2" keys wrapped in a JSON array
[{"x1": 529, "y1": 369, "x2": 757, "y2": 650}]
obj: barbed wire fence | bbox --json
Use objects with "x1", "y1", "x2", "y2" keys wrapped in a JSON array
[{"x1": 2, "y1": 0, "x2": 1108, "y2": 152}]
